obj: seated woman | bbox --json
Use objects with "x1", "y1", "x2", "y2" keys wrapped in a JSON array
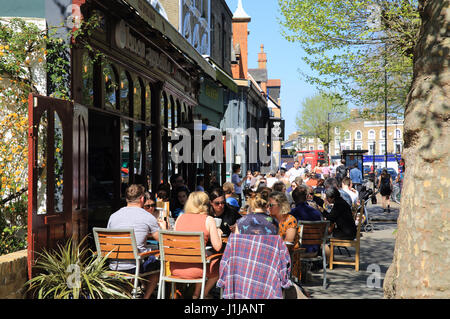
[
  {"x1": 236, "y1": 192, "x2": 278, "y2": 235},
  {"x1": 268, "y1": 191, "x2": 299, "y2": 249},
  {"x1": 171, "y1": 191, "x2": 223, "y2": 299},
  {"x1": 170, "y1": 186, "x2": 189, "y2": 219},
  {"x1": 322, "y1": 187, "x2": 356, "y2": 240},
  {"x1": 209, "y1": 188, "x2": 242, "y2": 237}
]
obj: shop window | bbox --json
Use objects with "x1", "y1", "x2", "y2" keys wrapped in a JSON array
[
  {"x1": 120, "y1": 120, "x2": 130, "y2": 198},
  {"x1": 134, "y1": 123, "x2": 143, "y2": 182},
  {"x1": 145, "y1": 84, "x2": 151, "y2": 124},
  {"x1": 103, "y1": 64, "x2": 118, "y2": 111},
  {"x1": 120, "y1": 71, "x2": 130, "y2": 116},
  {"x1": 168, "y1": 96, "x2": 173, "y2": 130},
  {"x1": 133, "y1": 77, "x2": 142, "y2": 120},
  {"x1": 176, "y1": 100, "x2": 181, "y2": 126},
  {"x1": 146, "y1": 128, "x2": 152, "y2": 190},
  {"x1": 81, "y1": 53, "x2": 94, "y2": 107},
  {"x1": 161, "y1": 92, "x2": 167, "y2": 127}
]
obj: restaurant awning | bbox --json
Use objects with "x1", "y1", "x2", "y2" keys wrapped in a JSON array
[{"x1": 205, "y1": 57, "x2": 238, "y2": 93}]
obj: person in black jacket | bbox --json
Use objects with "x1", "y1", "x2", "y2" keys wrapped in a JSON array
[
  {"x1": 208, "y1": 188, "x2": 242, "y2": 237},
  {"x1": 322, "y1": 187, "x2": 356, "y2": 240}
]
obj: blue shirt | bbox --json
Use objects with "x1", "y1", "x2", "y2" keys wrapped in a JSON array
[
  {"x1": 349, "y1": 167, "x2": 363, "y2": 184},
  {"x1": 290, "y1": 202, "x2": 322, "y2": 222},
  {"x1": 289, "y1": 203, "x2": 322, "y2": 252}
]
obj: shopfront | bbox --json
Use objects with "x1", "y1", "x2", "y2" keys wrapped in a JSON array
[{"x1": 71, "y1": 0, "x2": 214, "y2": 231}]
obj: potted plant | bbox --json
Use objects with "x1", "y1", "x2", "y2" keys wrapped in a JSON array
[{"x1": 25, "y1": 236, "x2": 135, "y2": 299}]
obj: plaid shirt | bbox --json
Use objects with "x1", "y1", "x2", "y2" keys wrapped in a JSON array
[{"x1": 217, "y1": 234, "x2": 292, "y2": 299}]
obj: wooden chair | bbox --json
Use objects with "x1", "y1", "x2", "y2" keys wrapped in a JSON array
[
  {"x1": 92, "y1": 228, "x2": 160, "y2": 299},
  {"x1": 329, "y1": 200, "x2": 364, "y2": 271},
  {"x1": 157, "y1": 230, "x2": 222, "y2": 299},
  {"x1": 298, "y1": 220, "x2": 330, "y2": 289}
]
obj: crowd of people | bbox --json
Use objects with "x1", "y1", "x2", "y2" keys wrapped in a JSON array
[{"x1": 105, "y1": 159, "x2": 402, "y2": 299}]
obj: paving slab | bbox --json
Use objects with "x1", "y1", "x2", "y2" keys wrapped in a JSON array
[{"x1": 302, "y1": 202, "x2": 398, "y2": 299}]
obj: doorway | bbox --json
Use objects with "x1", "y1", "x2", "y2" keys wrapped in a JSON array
[{"x1": 88, "y1": 111, "x2": 121, "y2": 233}]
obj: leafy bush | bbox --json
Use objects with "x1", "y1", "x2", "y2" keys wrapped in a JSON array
[
  {"x1": 26, "y1": 236, "x2": 134, "y2": 299},
  {"x1": 0, "y1": 193, "x2": 28, "y2": 255}
]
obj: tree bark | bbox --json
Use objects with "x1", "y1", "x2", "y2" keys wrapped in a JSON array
[{"x1": 383, "y1": 0, "x2": 450, "y2": 298}]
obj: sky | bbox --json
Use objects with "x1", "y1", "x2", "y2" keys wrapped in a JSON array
[{"x1": 225, "y1": 0, "x2": 318, "y2": 139}]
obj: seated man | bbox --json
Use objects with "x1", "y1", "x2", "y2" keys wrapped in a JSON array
[{"x1": 107, "y1": 184, "x2": 161, "y2": 299}]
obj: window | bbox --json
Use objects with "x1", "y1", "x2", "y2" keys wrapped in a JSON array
[
  {"x1": 318, "y1": 144, "x2": 324, "y2": 150},
  {"x1": 395, "y1": 142, "x2": 402, "y2": 154},
  {"x1": 119, "y1": 71, "x2": 130, "y2": 115},
  {"x1": 103, "y1": 63, "x2": 118, "y2": 111},
  {"x1": 133, "y1": 77, "x2": 142, "y2": 120},
  {"x1": 379, "y1": 142, "x2": 386, "y2": 155},
  {"x1": 344, "y1": 130, "x2": 351, "y2": 140},
  {"x1": 380, "y1": 129, "x2": 386, "y2": 139},
  {"x1": 369, "y1": 143, "x2": 375, "y2": 155},
  {"x1": 145, "y1": 84, "x2": 151, "y2": 124},
  {"x1": 81, "y1": 53, "x2": 94, "y2": 107},
  {"x1": 368, "y1": 129, "x2": 375, "y2": 140},
  {"x1": 395, "y1": 129, "x2": 401, "y2": 139},
  {"x1": 334, "y1": 127, "x2": 340, "y2": 135},
  {"x1": 356, "y1": 130, "x2": 362, "y2": 140}
]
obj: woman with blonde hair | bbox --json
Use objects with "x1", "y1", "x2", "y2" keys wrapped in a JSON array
[
  {"x1": 268, "y1": 191, "x2": 299, "y2": 248},
  {"x1": 236, "y1": 191, "x2": 278, "y2": 235},
  {"x1": 171, "y1": 191, "x2": 223, "y2": 299}
]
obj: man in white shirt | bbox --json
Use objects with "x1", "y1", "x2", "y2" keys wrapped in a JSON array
[
  {"x1": 107, "y1": 184, "x2": 161, "y2": 299},
  {"x1": 287, "y1": 161, "x2": 304, "y2": 183},
  {"x1": 341, "y1": 177, "x2": 359, "y2": 205}
]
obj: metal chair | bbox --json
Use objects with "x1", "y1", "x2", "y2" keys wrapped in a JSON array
[
  {"x1": 298, "y1": 220, "x2": 330, "y2": 289},
  {"x1": 92, "y1": 228, "x2": 159, "y2": 298},
  {"x1": 157, "y1": 230, "x2": 221, "y2": 299}
]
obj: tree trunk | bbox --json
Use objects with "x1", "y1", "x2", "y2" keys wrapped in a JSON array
[{"x1": 383, "y1": 0, "x2": 450, "y2": 298}]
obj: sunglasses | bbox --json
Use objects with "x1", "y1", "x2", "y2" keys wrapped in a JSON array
[
  {"x1": 268, "y1": 203, "x2": 278, "y2": 208},
  {"x1": 212, "y1": 201, "x2": 226, "y2": 206},
  {"x1": 144, "y1": 204, "x2": 157, "y2": 209}
]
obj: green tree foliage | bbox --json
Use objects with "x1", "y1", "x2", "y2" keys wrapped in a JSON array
[
  {"x1": 296, "y1": 93, "x2": 349, "y2": 150},
  {"x1": 278, "y1": 0, "x2": 421, "y2": 117}
]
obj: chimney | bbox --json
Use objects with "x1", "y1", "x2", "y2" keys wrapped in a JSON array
[
  {"x1": 231, "y1": 0, "x2": 251, "y2": 79},
  {"x1": 257, "y1": 44, "x2": 267, "y2": 69}
]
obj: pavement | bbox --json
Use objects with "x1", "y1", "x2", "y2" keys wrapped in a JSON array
[{"x1": 302, "y1": 196, "x2": 399, "y2": 299}]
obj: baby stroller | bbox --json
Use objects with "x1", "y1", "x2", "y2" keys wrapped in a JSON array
[{"x1": 358, "y1": 184, "x2": 377, "y2": 232}]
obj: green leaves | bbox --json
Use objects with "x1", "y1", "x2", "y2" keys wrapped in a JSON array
[
  {"x1": 278, "y1": 0, "x2": 420, "y2": 117},
  {"x1": 295, "y1": 92, "x2": 349, "y2": 148},
  {"x1": 26, "y1": 236, "x2": 134, "y2": 299}
]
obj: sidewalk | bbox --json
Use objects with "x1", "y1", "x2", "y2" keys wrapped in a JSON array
[{"x1": 302, "y1": 200, "x2": 398, "y2": 299}]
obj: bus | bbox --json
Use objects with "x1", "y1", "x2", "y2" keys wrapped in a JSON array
[{"x1": 296, "y1": 150, "x2": 329, "y2": 169}]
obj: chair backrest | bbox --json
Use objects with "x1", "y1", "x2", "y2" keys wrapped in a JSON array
[
  {"x1": 354, "y1": 200, "x2": 364, "y2": 240},
  {"x1": 158, "y1": 230, "x2": 206, "y2": 264},
  {"x1": 298, "y1": 220, "x2": 330, "y2": 246},
  {"x1": 92, "y1": 228, "x2": 139, "y2": 260}
]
